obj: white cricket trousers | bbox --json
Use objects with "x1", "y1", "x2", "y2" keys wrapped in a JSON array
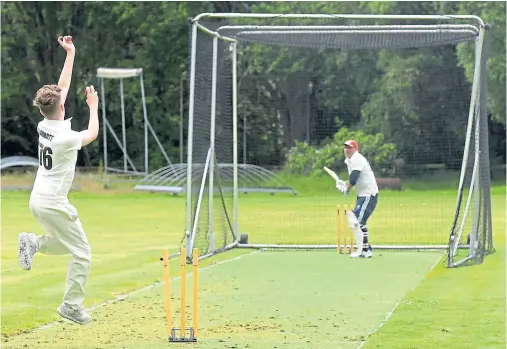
[{"x1": 29, "y1": 197, "x2": 91, "y2": 310}]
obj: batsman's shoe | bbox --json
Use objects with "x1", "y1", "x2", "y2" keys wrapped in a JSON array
[
  {"x1": 362, "y1": 249, "x2": 373, "y2": 258},
  {"x1": 57, "y1": 303, "x2": 91, "y2": 325},
  {"x1": 350, "y1": 250, "x2": 364, "y2": 258},
  {"x1": 18, "y1": 232, "x2": 38, "y2": 271}
]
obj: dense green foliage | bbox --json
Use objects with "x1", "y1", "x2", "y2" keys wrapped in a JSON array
[
  {"x1": 1, "y1": 1, "x2": 505, "y2": 172},
  {"x1": 286, "y1": 128, "x2": 397, "y2": 176}
]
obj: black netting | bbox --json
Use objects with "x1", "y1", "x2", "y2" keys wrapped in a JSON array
[
  {"x1": 448, "y1": 27, "x2": 495, "y2": 267},
  {"x1": 187, "y1": 17, "x2": 493, "y2": 266},
  {"x1": 230, "y1": 29, "x2": 477, "y2": 50},
  {"x1": 187, "y1": 24, "x2": 235, "y2": 257}
]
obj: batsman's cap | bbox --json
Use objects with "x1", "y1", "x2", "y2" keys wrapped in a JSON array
[{"x1": 344, "y1": 139, "x2": 359, "y2": 150}]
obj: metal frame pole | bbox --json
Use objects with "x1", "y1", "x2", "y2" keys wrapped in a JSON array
[
  {"x1": 208, "y1": 36, "x2": 219, "y2": 253},
  {"x1": 100, "y1": 78, "x2": 107, "y2": 174},
  {"x1": 120, "y1": 78, "x2": 127, "y2": 172},
  {"x1": 185, "y1": 23, "x2": 198, "y2": 252},
  {"x1": 180, "y1": 72, "x2": 185, "y2": 164},
  {"x1": 232, "y1": 41, "x2": 239, "y2": 241},
  {"x1": 194, "y1": 13, "x2": 484, "y2": 27},
  {"x1": 139, "y1": 72, "x2": 149, "y2": 174}
]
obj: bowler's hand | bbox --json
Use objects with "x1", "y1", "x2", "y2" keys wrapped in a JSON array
[
  {"x1": 58, "y1": 35, "x2": 75, "y2": 53},
  {"x1": 85, "y1": 85, "x2": 99, "y2": 109}
]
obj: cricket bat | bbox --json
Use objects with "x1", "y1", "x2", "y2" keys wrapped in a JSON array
[{"x1": 323, "y1": 166, "x2": 340, "y2": 182}]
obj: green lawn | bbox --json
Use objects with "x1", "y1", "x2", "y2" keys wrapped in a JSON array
[
  {"x1": 1, "y1": 176, "x2": 505, "y2": 348},
  {"x1": 3, "y1": 249, "x2": 442, "y2": 349}
]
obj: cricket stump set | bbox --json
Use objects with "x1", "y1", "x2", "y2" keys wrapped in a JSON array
[
  {"x1": 162, "y1": 248, "x2": 199, "y2": 342},
  {"x1": 337, "y1": 205, "x2": 354, "y2": 255},
  {"x1": 323, "y1": 166, "x2": 356, "y2": 255}
]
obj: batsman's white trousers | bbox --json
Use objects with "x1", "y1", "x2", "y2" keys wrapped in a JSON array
[{"x1": 29, "y1": 197, "x2": 91, "y2": 310}]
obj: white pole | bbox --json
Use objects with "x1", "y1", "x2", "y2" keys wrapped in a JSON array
[
  {"x1": 208, "y1": 36, "x2": 218, "y2": 253},
  {"x1": 120, "y1": 78, "x2": 127, "y2": 173},
  {"x1": 194, "y1": 13, "x2": 484, "y2": 27},
  {"x1": 100, "y1": 78, "x2": 107, "y2": 173},
  {"x1": 186, "y1": 23, "x2": 198, "y2": 252},
  {"x1": 139, "y1": 73, "x2": 149, "y2": 174},
  {"x1": 190, "y1": 148, "x2": 213, "y2": 251},
  {"x1": 232, "y1": 41, "x2": 239, "y2": 241}
]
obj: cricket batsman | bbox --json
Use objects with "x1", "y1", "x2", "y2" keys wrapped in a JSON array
[
  {"x1": 17, "y1": 35, "x2": 99, "y2": 324},
  {"x1": 335, "y1": 140, "x2": 379, "y2": 258}
]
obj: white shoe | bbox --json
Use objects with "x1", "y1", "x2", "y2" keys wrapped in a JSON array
[
  {"x1": 362, "y1": 249, "x2": 373, "y2": 258},
  {"x1": 57, "y1": 303, "x2": 91, "y2": 325},
  {"x1": 18, "y1": 232, "x2": 38, "y2": 270},
  {"x1": 350, "y1": 251, "x2": 364, "y2": 258}
]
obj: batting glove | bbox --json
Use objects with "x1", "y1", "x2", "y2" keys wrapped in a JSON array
[
  {"x1": 336, "y1": 183, "x2": 349, "y2": 195},
  {"x1": 335, "y1": 179, "x2": 346, "y2": 187}
]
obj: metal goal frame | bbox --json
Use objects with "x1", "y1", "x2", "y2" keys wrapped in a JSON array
[{"x1": 184, "y1": 13, "x2": 491, "y2": 267}]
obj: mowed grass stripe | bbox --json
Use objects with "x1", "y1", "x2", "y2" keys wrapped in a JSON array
[{"x1": 3, "y1": 250, "x2": 440, "y2": 349}]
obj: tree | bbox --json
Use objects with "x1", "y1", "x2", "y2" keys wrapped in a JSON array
[
  {"x1": 1, "y1": 2, "x2": 207, "y2": 169},
  {"x1": 457, "y1": 1, "x2": 506, "y2": 125},
  {"x1": 2, "y1": 1, "x2": 504, "y2": 171}
]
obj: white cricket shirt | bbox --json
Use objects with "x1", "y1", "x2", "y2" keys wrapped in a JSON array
[
  {"x1": 31, "y1": 118, "x2": 83, "y2": 201},
  {"x1": 344, "y1": 151, "x2": 379, "y2": 197}
]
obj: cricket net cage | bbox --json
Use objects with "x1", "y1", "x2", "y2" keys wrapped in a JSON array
[{"x1": 183, "y1": 13, "x2": 494, "y2": 268}]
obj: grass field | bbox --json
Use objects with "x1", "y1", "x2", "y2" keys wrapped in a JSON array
[{"x1": 1, "y1": 172, "x2": 505, "y2": 348}]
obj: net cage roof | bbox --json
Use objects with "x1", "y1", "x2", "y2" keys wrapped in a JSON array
[{"x1": 194, "y1": 14, "x2": 483, "y2": 50}]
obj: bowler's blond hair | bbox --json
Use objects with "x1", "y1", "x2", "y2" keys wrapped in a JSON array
[{"x1": 33, "y1": 85, "x2": 62, "y2": 118}]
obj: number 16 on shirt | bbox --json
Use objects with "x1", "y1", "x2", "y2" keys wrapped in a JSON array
[{"x1": 38, "y1": 142, "x2": 53, "y2": 170}]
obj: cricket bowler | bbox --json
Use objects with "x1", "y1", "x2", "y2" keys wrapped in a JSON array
[{"x1": 17, "y1": 35, "x2": 99, "y2": 324}]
